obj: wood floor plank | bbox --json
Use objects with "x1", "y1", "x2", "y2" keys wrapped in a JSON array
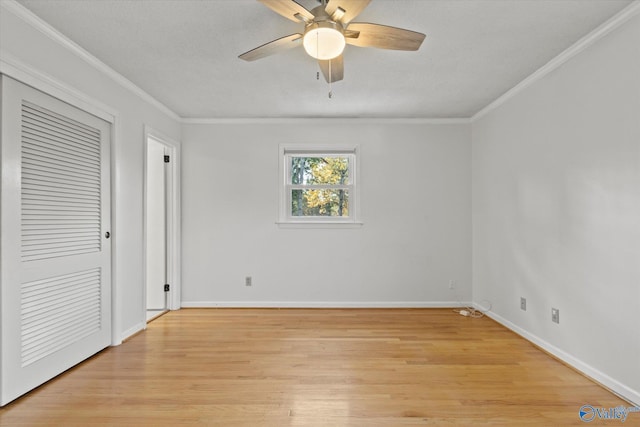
[{"x1": 0, "y1": 308, "x2": 632, "y2": 426}]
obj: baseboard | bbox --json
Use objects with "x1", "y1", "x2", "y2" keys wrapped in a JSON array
[
  {"x1": 477, "y1": 305, "x2": 640, "y2": 406},
  {"x1": 181, "y1": 301, "x2": 471, "y2": 308},
  {"x1": 119, "y1": 321, "x2": 146, "y2": 343}
]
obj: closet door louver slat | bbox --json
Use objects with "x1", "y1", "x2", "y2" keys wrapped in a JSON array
[
  {"x1": 20, "y1": 268, "x2": 102, "y2": 366},
  {"x1": 20, "y1": 101, "x2": 102, "y2": 263}
]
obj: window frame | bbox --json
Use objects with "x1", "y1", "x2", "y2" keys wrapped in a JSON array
[{"x1": 278, "y1": 144, "x2": 361, "y2": 227}]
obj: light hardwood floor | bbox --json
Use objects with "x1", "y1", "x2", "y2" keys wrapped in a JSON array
[{"x1": 0, "y1": 308, "x2": 631, "y2": 426}]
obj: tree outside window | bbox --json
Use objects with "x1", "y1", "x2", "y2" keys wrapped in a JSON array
[{"x1": 290, "y1": 156, "x2": 349, "y2": 217}]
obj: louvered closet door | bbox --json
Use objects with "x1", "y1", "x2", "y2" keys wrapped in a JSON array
[{"x1": 0, "y1": 76, "x2": 111, "y2": 406}]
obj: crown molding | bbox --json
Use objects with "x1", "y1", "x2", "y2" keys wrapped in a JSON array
[
  {"x1": 1, "y1": 51, "x2": 119, "y2": 123},
  {"x1": 181, "y1": 117, "x2": 471, "y2": 125},
  {"x1": 471, "y1": 0, "x2": 640, "y2": 122},
  {"x1": 1, "y1": 0, "x2": 181, "y2": 122}
]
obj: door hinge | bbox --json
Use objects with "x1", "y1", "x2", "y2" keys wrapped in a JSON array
[
  {"x1": 164, "y1": 155, "x2": 170, "y2": 163},
  {"x1": 164, "y1": 284, "x2": 170, "y2": 292}
]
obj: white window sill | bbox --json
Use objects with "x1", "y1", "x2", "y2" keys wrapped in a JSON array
[{"x1": 276, "y1": 221, "x2": 364, "y2": 229}]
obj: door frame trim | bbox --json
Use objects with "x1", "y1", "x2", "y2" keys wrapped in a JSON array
[{"x1": 143, "y1": 126, "x2": 181, "y2": 316}]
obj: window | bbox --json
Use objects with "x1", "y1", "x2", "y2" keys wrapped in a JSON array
[{"x1": 279, "y1": 145, "x2": 360, "y2": 225}]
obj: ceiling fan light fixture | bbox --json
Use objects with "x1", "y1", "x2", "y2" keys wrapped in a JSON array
[{"x1": 303, "y1": 21, "x2": 345, "y2": 60}]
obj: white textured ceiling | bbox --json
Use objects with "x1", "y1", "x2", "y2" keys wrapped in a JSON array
[{"x1": 16, "y1": 0, "x2": 633, "y2": 119}]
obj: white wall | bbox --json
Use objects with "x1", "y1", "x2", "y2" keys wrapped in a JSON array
[
  {"x1": 472, "y1": 12, "x2": 640, "y2": 403},
  {"x1": 181, "y1": 121, "x2": 471, "y2": 306},
  {"x1": 0, "y1": 3, "x2": 182, "y2": 340}
]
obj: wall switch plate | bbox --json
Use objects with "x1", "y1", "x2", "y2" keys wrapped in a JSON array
[
  {"x1": 552, "y1": 308, "x2": 559, "y2": 324},
  {"x1": 245, "y1": 276, "x2": 252, "y2": 287},
  {"x1": 448, "y1": 280, "x2": 456, "y2": 290},
  {"x1": 520, "y1": 297, "x2": 526, "y2": 311}
]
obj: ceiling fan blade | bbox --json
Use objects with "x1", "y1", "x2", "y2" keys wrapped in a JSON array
[
  {"x1": 257, "y1": 0, "x2": 314, "y2": 23},
  {"x1": 238, "y1": 34, "x2": 303, "y2": 61},
  {"x1": 318, "y1": 55, "x2": 344, "y2": 83},
  {"x1": 324, "y1": 0, "x2": 371, "y2": 25},
  {"x1": 345, "y1": 23, "x2": 425, "y2": 51}
]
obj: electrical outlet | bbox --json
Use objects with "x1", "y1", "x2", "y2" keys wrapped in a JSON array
[
  {"x1": 552, "y1": 308, "x2": 559, "y2": 324},
  {"x1": 520, "y1": 297, "x2": 526, "y2": 311},
  {"x1": 448, "y1": 280, "x2": 456, "y2": 290},
  {"x1": 245, "y1": 276, "x2": 252, "y2": 287}
]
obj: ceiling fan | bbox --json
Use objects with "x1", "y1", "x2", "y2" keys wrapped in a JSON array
[{"x1": 238, "y1": 0, "x2": 426, "y2": 83}]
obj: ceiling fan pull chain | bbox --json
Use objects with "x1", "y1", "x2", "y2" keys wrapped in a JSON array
[{"x1": 328, "y1": 59, "x2": 333, "y2": 98}]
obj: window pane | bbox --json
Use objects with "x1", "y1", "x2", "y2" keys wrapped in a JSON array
[
  {"x1": 291, "y1": 189, "x2": 349, "y2": 217},
  {"x1": 290, "y1": 157, "x2": 350, "y2": 185}
]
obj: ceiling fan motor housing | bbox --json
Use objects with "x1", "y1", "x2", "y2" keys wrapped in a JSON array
[{"x1": 303, "y1": 6, "x2": 346, "y2": 60}]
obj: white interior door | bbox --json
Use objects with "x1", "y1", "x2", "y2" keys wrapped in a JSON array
[
  {"x1": 145, "y1": 138, "x2": 167, "y2": 311},
  {"x1": 0, "y1": 76, "x2": 111, "y2": 406}
]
